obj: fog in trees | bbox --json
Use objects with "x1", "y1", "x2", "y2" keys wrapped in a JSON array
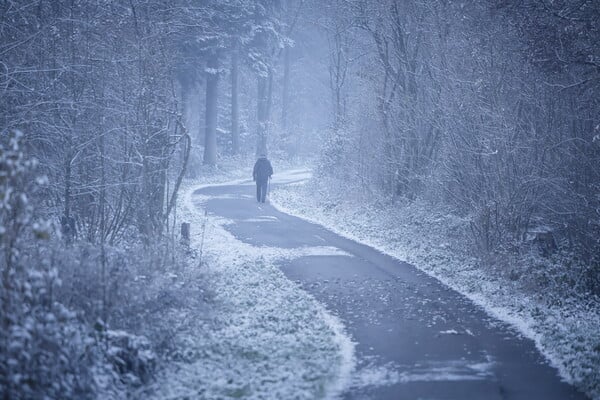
[{"x1": 1, "y1": 0, "x2": 599, "y2": 398}]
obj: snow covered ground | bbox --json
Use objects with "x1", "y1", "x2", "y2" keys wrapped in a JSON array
[
  {"x1": 145, "y1": 175, "x2": 355, "y2": 399},
  {"x1": 270, "y1": 170, "x2": 600, "y2": 400},
  {"x1": 140, "y1": 164, "x2": 598, "y2": 399}
]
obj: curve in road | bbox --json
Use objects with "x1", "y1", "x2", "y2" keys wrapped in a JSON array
[{"x1": 194, "y1": 177, "x2": 587, "y2": 400}]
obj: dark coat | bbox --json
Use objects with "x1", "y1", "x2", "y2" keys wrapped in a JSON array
[{"x1": 253, "y1": 157, "x2": 273, "y2": 183}]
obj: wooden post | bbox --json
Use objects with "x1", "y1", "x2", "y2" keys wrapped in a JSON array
[{"x1": 181, "y1": 222, "x2": 190, "y2": 242}]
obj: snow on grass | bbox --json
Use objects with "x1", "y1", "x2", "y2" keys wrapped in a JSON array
[
  {"x1": 439, "y1": 329, "x2": 460, "y2": 335},
  {"x1": 352, "y1": 363, "x2": 400, "y2": 388},
  {"x1": 146, "y1": 179, "x2": 355, "y2": 400},
  {"x1": 351, "y1": 358, "x2": 495, "y2": 389},
  {"x1": 270, "y1": 174, "x2": 600, "y2": 400},
  {"x1": 271, "y1": 168, "x2": 313, "y2": 185}
]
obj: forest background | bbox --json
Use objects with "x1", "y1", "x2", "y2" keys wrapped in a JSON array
[{"x1": 1, "y1": 0, "x2": 599, "y2": 398}]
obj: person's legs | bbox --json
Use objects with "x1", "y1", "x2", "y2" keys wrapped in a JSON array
[
  {"x1": 256, "y1": 183, "x2": 261, "y2": 202},
  {"x1": 260, "y1": 182, "x2": 267, "y2": 203}
]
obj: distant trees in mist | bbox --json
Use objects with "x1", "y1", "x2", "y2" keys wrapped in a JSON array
[
  {"x1": 1, "y1": 0, "x2": 300, "y2": 243},
  {"x1": 1, "y1": 0, "x2": 599, "y2": 396},
  {"x1": 0, "y1": 1, "x2": 294, "y2": 397},
  {"x1": 316, "y1": 0, "x2": 600, "y2": 291}
]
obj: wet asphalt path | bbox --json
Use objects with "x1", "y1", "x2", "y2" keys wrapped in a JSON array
[{"x1": 194, "y1": 175, "x2": 587, "y2": 400}]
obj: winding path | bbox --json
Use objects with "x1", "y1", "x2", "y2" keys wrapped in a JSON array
[{"x1": 193, "y1": 171, "x2": 587, "y2": 400}]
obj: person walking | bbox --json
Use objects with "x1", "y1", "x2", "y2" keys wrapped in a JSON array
[{"x1": 253, "y1": 154, "x2": 273, "y2": 203}]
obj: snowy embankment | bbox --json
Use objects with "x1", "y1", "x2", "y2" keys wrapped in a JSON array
[
  {"x1": 146, "y1": 173, "x2": 354, "y2": 399},
  {"x1": 270, "y1": 171, "x2": 600, "y2": 400}
]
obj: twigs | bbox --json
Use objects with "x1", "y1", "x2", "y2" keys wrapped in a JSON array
[{"x1": 198, "y1": 210, "x2": 208, "y2": 267}]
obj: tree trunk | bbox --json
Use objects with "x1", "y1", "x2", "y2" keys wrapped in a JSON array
[
  {"x1": 231, "y1": 48, "x2": 240, "y2": 155},
  {"x1": 267, "y1": 66, "x2": 274, "y2": 120},
  {"x1": 282, "y1": 45, "x2": 291, "y2": 131},
  {"x1": 99, "y1": 122, "x2": 107, "y2": 322},
  {"x1": 256, "y1": 73, "x2": 269, "y2": 156},
  {"x1": 203, "y1": 50, "x2": 219, "y2": 165},
  {"x1": 64, "y1": 146, "x2": 72, "y2": 221}
]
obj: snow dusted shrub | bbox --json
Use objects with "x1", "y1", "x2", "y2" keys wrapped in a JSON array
[
  {"x1": 0, "y1": 132, "x2": 98, "y2": 398},
  {"x1": 91, "y1": 322, "x2": 156, "y2": 388},
  {"x1": 318, "y1": 127, "x2": 352, "y2": 181},
  {"x1": 47, "y1": 238, "x2": 179, "y2": 389},
  {"x1": 53, "y1": 237, "x2": 180, "y2": 341}
]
